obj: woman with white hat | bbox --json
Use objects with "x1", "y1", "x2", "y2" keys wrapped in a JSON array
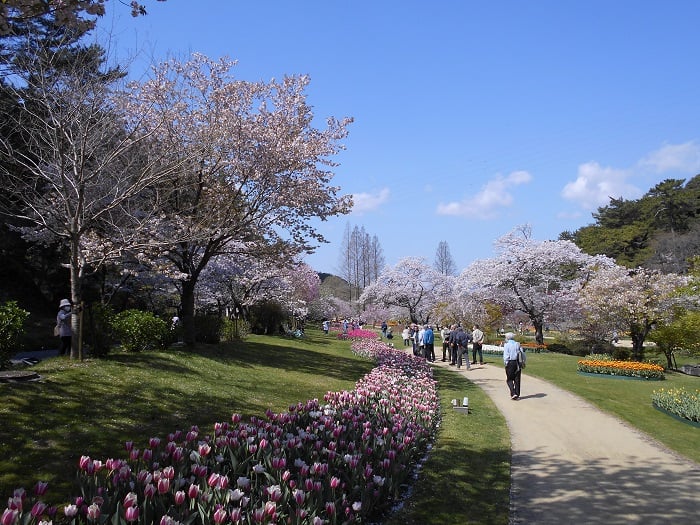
[{"x1": 56, "y1": 299, "x2": 73, "y2": 356}]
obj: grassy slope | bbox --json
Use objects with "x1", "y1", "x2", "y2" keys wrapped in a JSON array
[
  {"x1": 0, "y1": 331, "x2": 375, "y2": 498},
  {"x1": 2, "y1": 330, "x2": 696, "y2": 523}
]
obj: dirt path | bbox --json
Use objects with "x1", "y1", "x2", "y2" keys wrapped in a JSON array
[{"x1": 432, "y1": 358, "x2": 700, "y2": 524}]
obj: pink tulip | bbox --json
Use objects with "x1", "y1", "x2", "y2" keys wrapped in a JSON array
[
  {"x1": 157, "y1": 478, "x2": 170, "y2": 495},
  {"x1": 87, "y1": 503, "x2": 100, "y2": 521},
  {"x1": 64, "y1": 505, "x2": 78, "y2": 518},
  {"x1": 1, "y1": 509, "x2": 18, "y2": 525},
  {"x1": 124, "y1": 506, "x2": 139, "y2": 522},
  {"x1": 30, "y1": 502, "x2": 47, "y2": 518},
  {"x1": 292, "y1": 489, "x2": 305, "y2": 505},
  {"x1": 144, "y1": 483, "x2": 156, "y2": 499},
  {"x1": 33, "y1": 482, "x2": 49, "y2": 497},
  {"x1": 213, "y1": 507, "x2": 227, "y2": 525},
  {"x1": 174, "y1": 491, "x2": 185, "y2": 506},
  {"x1": 123, "y1": 492, "x2": 138, "y2": 508},
  {"x1": 188, "y1": 484, "x2": 199, "y2": 499},
  {"x1": 79, "y1": 456, "x2": 91, "y2": 470},
  {"x1": 207, "y1": 473, "x2": 220, "y2": 488}
]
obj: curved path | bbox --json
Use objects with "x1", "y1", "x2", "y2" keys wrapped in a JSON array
[{"x1": 432, "y1": 359, "x2": 700, "y2": 524}]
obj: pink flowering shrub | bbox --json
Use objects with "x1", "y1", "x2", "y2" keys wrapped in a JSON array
[{"x1": 3, "y1": 341, "x2": 438, "y2": 525}]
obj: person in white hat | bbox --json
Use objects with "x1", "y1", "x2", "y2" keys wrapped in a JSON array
[{"x1": 56, "y1": 299, "x2": 73, "y2": 356}]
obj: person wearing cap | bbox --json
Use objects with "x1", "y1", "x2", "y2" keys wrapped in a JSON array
[
  {"x1": 56, "y1": 299, "x2": 73, "y2": 356},
  {"x1": 503, "y1": 332, "x2": 522, "y2": 400}
]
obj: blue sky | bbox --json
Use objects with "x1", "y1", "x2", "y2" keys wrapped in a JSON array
[{"x1": 98, "y1": 0, "x2": 700, "y2": 275}]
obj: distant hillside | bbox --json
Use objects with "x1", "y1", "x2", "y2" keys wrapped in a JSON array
[{"x1": 318, "y1": 273, "x2": 357, "y2": 301}]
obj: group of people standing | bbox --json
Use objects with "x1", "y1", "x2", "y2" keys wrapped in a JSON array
[
  {"x1": 438, "y1": 324, "x2": 485, "y2": 370},
  {"x1": 399, "y1": 321, "x2": 525, "y2": 401},
  {"x1": 400, "y1": 324, "x2": 436, "y2": 360}
]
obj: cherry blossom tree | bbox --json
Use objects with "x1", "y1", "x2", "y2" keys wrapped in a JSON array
[
  {"x1": 579, "y1": 264, "x2": 687, "y2": 360},
  {"x1": 457, "y1": 225, "x2": 605, "y2": 344},
  {"x1": 359, "y1": 256, "x2": 446, "y2": 324},
  {"x1": 198, "y1": 254, "x2": 319, "y2": 326},
  {"x1": 0, "y1": 44, "x2": 181, "y2": 358},
  {"x1": 120, "y1": 53, "x2": 352, "y2": 344}
]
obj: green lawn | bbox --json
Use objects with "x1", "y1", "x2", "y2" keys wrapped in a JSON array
[
  {"x1": 523, "y1": 351, "x2": 699, "y2": 463},
  {"x1": 1, "y1": 330, "x2": 696, "y2": 524}
]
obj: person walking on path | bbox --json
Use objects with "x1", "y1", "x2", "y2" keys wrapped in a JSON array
[
  {"x1": 503, "y1": 332, "x2": 522, "y2": 399},
  {"x1": 418, "y1": 348, "x2": 700, "y2": 523},
  {"x1": 471, "y1": 324, "x2": 484, "y2": 365},
  {"x1": 56, "y1": 298, "x2": 73, "y2": 356}
]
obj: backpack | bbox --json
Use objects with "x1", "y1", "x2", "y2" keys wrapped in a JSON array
[{"x1": 516, "y1": 344, "x2": 526, "y2": 368}]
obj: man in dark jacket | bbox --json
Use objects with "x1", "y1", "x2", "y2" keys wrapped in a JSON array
[{"x1": 451, "y1": 325, "x2": 471, "y2": 370}]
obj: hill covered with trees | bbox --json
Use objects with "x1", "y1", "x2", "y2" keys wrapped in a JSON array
[{"x1": 560, "y1": 176, "x2": 700, "y2": 273}]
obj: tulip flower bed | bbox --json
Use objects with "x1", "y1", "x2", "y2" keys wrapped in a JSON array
[
  {"x1": 651, "y1": 387, "x2": 700, "y2": 424},
  {"x1": 2, "y1": 340, "x2": 438, "y2": 525},
  {"x1": 577, "y1": 358, "x2": 665, "y2": 380},
  {"x1": 336, "y1": 329, "x2": 379, "y2": 341}
]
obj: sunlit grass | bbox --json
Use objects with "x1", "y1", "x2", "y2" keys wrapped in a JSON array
[{"x1": 524, "y1": 351, "x2": 700, "y2": 463}]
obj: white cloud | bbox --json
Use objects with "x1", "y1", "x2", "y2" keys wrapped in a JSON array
[
  {"x1": 638, "y1": 141, "x2": 700, "y2": 173},
  {"x1": 351, "y1": 187, "x2": 390, "y2": 214},
  {"x1": 561, "y1": 161, "x2": 641, "y2": 210},
  {"x1": 436, "y1": 170, "x2": 532, "y2": 219}
]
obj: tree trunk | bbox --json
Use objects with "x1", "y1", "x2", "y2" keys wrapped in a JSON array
[
  {"x1": 532, "y1": 319, "x2": 544, "y2": 345},
  {"x1": 630, "y1": 323, "x2": 651, "y2": 361},
  {"x1": 181, "y1": 279, "x2": 196, "y2": 346},
  {"x1": 630, "y1": 332, "x2": 644, "y2": 361},
  {"x1": 69, "y1": 234, "x2": 82, "y2": 360}
]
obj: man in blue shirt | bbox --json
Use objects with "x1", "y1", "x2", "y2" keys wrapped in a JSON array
[
  {"x1": 422, "y1": 325, "x2": 435, "y2": 361},
  {"x1": 503, "y1": 332, "x2": 523, "y2": 400}
]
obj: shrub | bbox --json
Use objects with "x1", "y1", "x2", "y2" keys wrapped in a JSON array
[
  {"x1": 546, "y1": 342, "x2": 572, "y2": 355},
  {"x1": 248, "y1": 301, "x2": 285, "y2": 335},
  {"x1": 0, "y1": 301, "x2": 29, "y2": 369},
  {"x1": 612, "y1": 345, "x2": 631, "y2": 361},
  {"x1": 221, "y1": 317, "x2": 249, "y2": 341},
  {"x1": 111, "y1": 309, "x2": 168, "y2": 352},
  {"x1": 194, "y1": 314, "x2": 223, "y2": 344},
  {"x1": 82, "y1": 303, "x2": 115, "y2": 357}
]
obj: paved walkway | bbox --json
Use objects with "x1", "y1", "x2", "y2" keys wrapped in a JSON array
[{"x1": 431, "y1": 357, "x2": 700, "y2": 524}]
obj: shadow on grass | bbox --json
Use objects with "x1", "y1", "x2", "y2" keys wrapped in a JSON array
[
  {"x1": 0, "y1": 333, "x2": 373, "y2": 500},
  {"x1": 385, "y1": 366, "x2": 511, "y2": 525}
]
